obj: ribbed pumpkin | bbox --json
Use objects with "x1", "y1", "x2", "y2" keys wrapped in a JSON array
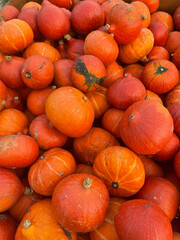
[
  {"x1": 119, "y1": 100, "x2": 174, "y2": 155},
  {"x1": 0, "y1": 168, "x2": 25, "y2": 212},
  {"x1": 45, "y1": 86, "x2": 94, "y2": 138},
  {"x1": 15, "y1": 199, "x2": 77, "y2": 240},
  {"x1": 73, "y1": 127, "x2": 119, "y2": 165},
  {"x1": 118, "y1": 28, "x2": 154, "y2": 64},
  {"x1": 147, "y1": 46, "x2": 169, "y2": 62},
  {"x1": 28, "y1": 148, "x2": 76, "y2": 196},
  {"x1": 93, "y1": 146, "x2": 145, "y2": 197},
  {"x1": 0, "y1": 19, "x2": 34, "y2": 54},
  {"x1": 0, "y1": 213, "x2": 17, "y2": 240}
]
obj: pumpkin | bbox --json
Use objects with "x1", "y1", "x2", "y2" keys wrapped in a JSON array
[
  {"x1": 106, "y1": 2, "x2": 142, "y2": 44},
  {"x1": 146, "y1": 46, "x2": 170, "y2": 62},
  {"x1": 21, "y1": 55, "x2": 54, "y2": 89},
  {"x1": 90, "y1": 197, "x2": 126, "y2": 240},
  {"x1": 23, "y1": 42, "x2": 61, "y2": 63},
  {"x1": 84, "y1": 30, "x2": 119, "y2": 66},
  {"x1": 29, "y1": 114, "x2": 68, "y2": 150},
  {"x1": 119, "y1": 100, "x2": 174, "y2": 155},
  {"x1": 102, "y1": 61, "x2": 124, "y2": 88},
  {"x1": 76, "y1": 164, "x2": 94, "y2": 175},
  {"x1": 173, "y1": 46, "x2": 180, "y2": 69},
  {"x1": 141, "y1": 59, "x2": 179, "y2": 94},
  {"x1": 4, "y1": 87, "x2": 24, "y2": 111},
  {"x1": 124, "y1": 63, "x2": 144, "y2": 80},
  {"x1": 0, "y1": 80, "x2": 7, "y2": 112},
  {"x1": 71, "y1": 55, "x2": 106, "y2": 92},
  {"x1": 71, "y1": 1, "x2": 105, "y2": 35},
  {"x1": 165, "y1": 86, "x2": 180, "y2": 107},
  {"x1": 48, "y1": 0, "x2": 73, "y2": 9},
  {"x1": 54, "y1": 59, "x2": 73, "y2": 87},
  {"x1": 148, "y1": 22, "x2": 169, "y2": 46},
  {"x1": 28, "y1": 148, "x2": 76, "y2": 196},
  {"x1": 0, "y1": 5, "x2": 19, "y2": 21},
  {"x1": 37, "y1": 3, "x2": 70, "y2": 40},
  {"x1": 18, "y1": 6, "x2": 42, "y2": 40},
  {"x1": 15, "y1": 199, "x2": 77, "y2": 240},
  {"x1": 24, "y1": 109, "x2": 35, "y2": 126},
  {"x1": 136, "y1": 177, "x2": 180, "y2": 221},
  {"x1": 93, "y1": 146, "x2": 145, "y2": 197},
  {"x1": 150, "y1": 11, "x2": 174, "y2": 32},
  {"x1": 27, "y1": 86, "x2": 56, "y2": 116},
  {"x1": 131, "y1": 0, "x2": 159, "y2": 13},
  {"x1": 45, "y1": 86, "x2": 94, "y2": 138},
  {"x1": 118, "y1": 28, "x2": 154, "y2": 64},
  {"x1": 0, "y1": 108, "x2": 28, "y2": 137},
  {"x1": 0, "y1": 168, "x2": 25, "y2": 212},
  {"x1": 165, "y1": 31, "x2": 180, "y2": 54},
  {"x1": 138, "y1": 154, "x2": 164, "y2": 178},
  {"x1": 174, "y1": 7, "x2": 180, "y2": 31},
  {"x1": 0, "y1": 213, "x2": 17, "y2": 240},
  {"x1": 58, "y1": 40, "x2": 68, "y2": 59},
  {"x1": 0, "y1": 56, "x2": 25, "y2": 88},
  {"x1": 153, "y1": 133, "x2": 179, "y2": 162},
  {"x1": 52, "y1": 174, "x2": 109, "y2": 232},
  {"x1": 86, "y1": 87, "x2": 111, "y2": 119},
  {"x1": 114, "y1": 199, "x2": 173, "y2": 240},
  {"x1": 101, "y1": 107, "x2": 124, "y2": 138},
  {"x1": 107, "y1": 73, "x2": 146, "y2": 110},
  {"x1": 0, "y1": 135, "x2": 39, "y2": 168},
  {"x1": 174, "y1": 150, "x2": 180, "y2": 179},
  {"x1": 64, "y1": 34, "x2": 85, "y2": 61},
  {"x1": 168, "y1": 104, "x2": 180, "y2": 137},
  {"x1": 145, "y1": 90, "x2": 163, "y2": 103},
  {"x1": 130, "y1": 1, "x2": 151, "y2": 28},
  {"x1": 73, "y1": 127, "x2": 119, "y2": 165},
  {"x1": 0, "y1": 19, "x2": 34, "y2": 54},
  {"x1": 21, "y1": 2, "x2": 42, "y2": 11},
  {"x1": 101, "y1": 0, "x2": 123, "y2": 18}
]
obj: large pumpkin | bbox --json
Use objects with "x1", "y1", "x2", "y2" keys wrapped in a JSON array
[{"x1": 45, "y1": 86, "x2": 94, "y2": 138}]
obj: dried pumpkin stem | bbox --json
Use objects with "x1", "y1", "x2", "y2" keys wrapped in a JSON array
[
  {"x1": 25, "y1": 72, "x2": 31, "y2": 79},
  {"x1": 13, "y1": 96, "x2": 20, "y2": 102},
  {"x1": 5, "y1": 56, "x2": 12, "y2": 61},
  {"x1": 24, "y1": 187, "x2": 34, "y2": 196},
  {"x1": 0, "y1": 215, "x2": 7, "y2": 220},
  {"x1": 64, "y1": 34, "x2": 72, "y2": 41},
  {"x1": 23, "y1": 219, "x2": 31, "y2": 229},
  {"x1": 83, "y1": 178, "x2": 92, "y2": 189},
  {"x1": 141, "y1": 14, "x2": 147, "y2": 20},
  {"x1": 1, "y1": 100, "x2": 6, "y2": 107},
  {"x1": 51, "y1": 85, "x2": 57, "y2": 90},
  {"x1": 105, "y1": 24, "x2": 111, "y2": 31},
  {"x1": 59, "y1": 40, "x2": 64, "y2": 45}
]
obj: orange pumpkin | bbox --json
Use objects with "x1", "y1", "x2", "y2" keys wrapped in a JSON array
[
  {"x1": 0, "y1": 80, "x2": 7, "y2": 112},
  {"x1": 165, "y1": 31, "x2": 180, "y2": 54},
  {"x1": 149, "y1": 22, "x2": 169, "y2": 46},
  {"x1": 45, "y1": 86, "x2": 95, "y2": 138},
  {"x1": 150, "y1": 11, "x2": 174, "y2": 32},
  {"x1": 131, "y1": 0, "x2": 159, "y2": 13},
  {"x1": 0, "y1": 19, "x2": 34, "y2": 54},
  {"x1": 124, "y1": 63, "x2": 144, "y2": 80},
  {"x1": 76, "y1": 164, "x2": 94, "y2": 175},
  {"x1": 145, "y1": 90, "x2": 163, "y2": 104},
  {"x1": 146, "y1": 46, "x2": 169, "y2": 62},
  {"x1": 93, "y1": 146, "x2": 145, "y2": 197},
  {"x1": 73, "y1": 127, "x2": 119, "y2": 165},
  {"x1": 15, "y1": 199, "x2": 77, "y2": 240},
  {"x1": 165, "y1": 86, "x2": 180, "y2": 107},
  {"x1": 0, "y1": 5, "x2": 19, "y2": 21},
  {"x1": 0, "y1": 213, "x2": 17, "y2": 240},
  {"x1": 21, "y1": 2, "x2": 42, "y2": 11}
]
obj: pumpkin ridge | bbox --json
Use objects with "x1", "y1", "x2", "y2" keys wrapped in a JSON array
[
  {"x1": 13, "y1": 22, "x2": 27, "y2": 48},
  {"x1": 1, "y1": 25, "x2": 18, "y2": 51}
]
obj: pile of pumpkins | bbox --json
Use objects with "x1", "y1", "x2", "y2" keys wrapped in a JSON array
[{"x1": 0, "y1": 0, "x2": 180, "y2": 239}]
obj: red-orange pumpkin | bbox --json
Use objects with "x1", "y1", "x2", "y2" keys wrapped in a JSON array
[
  {"x1": 165, "y1": 31, "x2": 180, "y2": 54},
  {"x1": 165, "y1": 86, "x2": 180, "y2": 107},
  {"x1": 48, "y1": 0, "x2": 73, "y2": 9},
  {"x1": 146, "y1": 46, "x2": 170, "y2": 62},
  {"x1": 0, "y1": 80, "x2": 7, "y2": 112},
  {"x1": 52, "y1": 174, "x2": 109, "y2": 232},
  {"x1": 0, "y1": 168, "x2": 25, "y2": 212},
  {"x1": 173, "y1": 46, "x2": 180, "y2": 69},
  {"x1": 149, "y1": 22, "x2": 169, "y2": 46},
  {"x1": 168, "y1": 104, "x2": 180, "y2": 137},
  {"x1": 131, "y1": 0, "x2": 159, "y2": 13},
  {"x1": 119, "y1": 100, "x2": 174, "y2": 154},
  {"x1": 150, "y1": 11, "x2": 174, "y2": 32},
  {"x1": 0, "y1": 213, "x2": 17, "y2": 240},
  {"x1": 174, "y1": 6, "x2": 180, "y2": 31},
  {"x1": 4, "y1": 87, "x2": 24, "y2": 111},
  {"x1": 0, "y1": 5, "x2": 19, "y2": 21},
  {"x1": 124, "y1": 63, "x2": 144, "y2": 80}
]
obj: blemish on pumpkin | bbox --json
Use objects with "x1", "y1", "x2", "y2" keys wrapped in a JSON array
[
  {"x1": 145, "y1": 204, "x2": 151, "y2": 208},
  {"x1": 129, "y1": 114, "x2": 134, "y2": 120},
  {"x1": 34, "y1": 130, "x2": 38, "y2": 139},
  {"x1": 127, "y1": 18, "x2": 133, "y2": 21},
  {"x1": 112, "y1": 182, "x2": 119, "y2": 188},
  {"x1": 82, "y1": 97, "x2": 87, "y2": 102},
  {"x1": 0, "y1": 215, "x2": 7, "y2": 220},
  {"x1": 65, "y1": 195, "x2": 68, "y2": 198},
  {"x1": 62, "y1": 226, "x2": 72, "y2": 240},
  {"x1": 59, "y1": 173, "x2": 64, "y2": 176},
  {"x1": 23, "y1": 219, "x2": 31, "y2": 229},
  {"x1": 39, "y1": 62, "x2": 46, "y2": 70},
  {"x1": 40, "y1": 155, "x2": 45, "y2": 160},
  {"x1": 153, "y1": 196, "x2": 157, "y2": 200},
  {"x1": 25, "y1": 72, "x2": 31, "y2": 79}
]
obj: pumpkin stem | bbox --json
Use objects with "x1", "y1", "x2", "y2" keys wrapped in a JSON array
[
  {"x1": 112, "y1": 182, "x2": 119, "y2": 188},
  {"x1": 125, "y1": 73, "x2": 130, "y2": 76},
  {"x1": 105, "y1": 24, "x2": 111, "y2": 31},
  {"x1": 24, "y1": 187, "x2": 34, "y2": 196},
  {"x1": 0, "y1": 215, "x2": 7, "y2": 220},
  {"x1": 5, "y1": 56, "x2": 12, "y2": 61},
  {"x1": 83, "y1": 178, "x2": 92, "y2": 189},
  {"x1": 13, "y1": 96, "x2": 20, "y2": 102},
  {"x1": 1, "y1": 99, "x2": 6, "y2": 107},
  {"x1": 40, "y1": 155, "x2": 45, "y2": 160},
  {"x1": 25, "y1": 72, "x2": 31, "y2": 79},
  {"x1": 0, "y1": 16, "x2": 5, "y2": 24},
  {"x1": 82, "y1": 96, "x2": 87, "y2": 102},
  {"x1": 142, "y1": 56, "x2": 149, "y2": 62},
  {"x1": 64, "y1": 34, "x2": 72, "y2": 41},
  {"x1": 23, "y1": 219, "x2": 31, "y2": 229},
  {"x1": 51, "y1": 85, "x2": 57, "y2": 90},
  {"x1": 59, "y1": 40, "x2": 64, "y2": 45},
  {"x1": 141, "y1": 14, "x2": 147, "y2": 20}
]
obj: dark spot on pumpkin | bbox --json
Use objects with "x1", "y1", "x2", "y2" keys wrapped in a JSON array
[
  {"x1": 129, "y1": 114, "x2": 134, "y2": 120},
  {"x1": 112, "y1": 182, "x2": 119, "y2": 188},
  {"x1": 25, "y1": 72, "x2": 31, "y2": 79},
  {"x1": 40, "y1": 155, "x2": 45, "y2": 160},
  {"x1": 62, "y1": 226, "x2": 72, "y2": 240},
  {"x1": 145, "y1": 204, "x2": 151, "y2": 208},
  {"x1": 59, "y1": 173, "x2": 64, "y2": 176},
  {"x1": 0, "y1": 215, "x2": 7, "y2": 220},
  {"x1": 82, "y1": 96, "x2": 87, "y2": 102},
  {"x1": 39, "y1": 62, "x2": 46, "y2": 70}
]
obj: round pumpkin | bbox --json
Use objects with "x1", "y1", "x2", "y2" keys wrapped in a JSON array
[
  {"x1": 149, "y1": 22, "x2": 169, "y2": 46},
  {"x1": 21, "y1": 2, "x2": 42, "y2": 11},
  {"x1": 101, "y1": 0, "x2": 123, "y2": 18},
  {"x1": 146, "y1": 46, "x2": 170, "y2": 62},
  {"x1": 0, "y1": 80, "x2": 7, "y2": 112},
  {"x1": 124, "y1": 63, "x2": 144, "y2": 80},
  {"x1": 0, "y1": 5, "x2": 19, "y2": 21},
  {"x1": 150, "y1": 11, "x2": 174, "y2": 32},
  {"x1": 165, "y1": 31, "x2": 180, "y2": 54},
  {"x1": 174, "y1": 6, "x2": 180, "y2": 31},
  {"x1": 0, "y1": 213, "x2": 17, "y2": 240},
  {"x1": 165, "y1": 86, "x2": 180, "y2": 108},
  {"x1": 131, "y1": 0, "x2": 159, "y2": 13}
]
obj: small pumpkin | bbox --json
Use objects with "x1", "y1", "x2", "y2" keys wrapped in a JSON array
[
  {"x1": 21, "y1": 2, "x2": 42, "y2": 11},
  {"x1": 124, "y1": 63, "x2": 144, "y2": 80},
  {"x1": 131, "y1": 0, "x2": 159, "y2": 13},
  {"x1": 0, "y1": 5, "x2": 19, "y2": 21},
  {"x1": 174, "y1": 6, "x2": 180, "y2": 31},
  {"x1": 148, "y1": 22, "x2": 169, "y2": 46},
  {"x1": 0, "y1": 213, "x2": 17, "y2": 240},
  {"x1": 150, "y1": 11, "x2": 174, "y2": 32},
  {"x1": 146, "y1": 46, "x2": 169, "y2": 62},
  {"x1": 165, "y1": 31, "x2": 180, "y2": 54}
]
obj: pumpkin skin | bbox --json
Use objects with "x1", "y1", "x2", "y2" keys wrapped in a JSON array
[
  {"x1": 145, "y1": 90, "x2": 163, "y2": 104},
  {"x1": 168, "y1": 104, "x2": 180, "y2": 137},
  {"x1": 28, "y1": 148, "x2": 76, "y2": 196},
  {"x1": 71, "y1": 1, "x2": 105, "y2": 36},
  {"x1": 119, "y1": 100, "x2": 174, "y2": 155},
  {"x1": 0, "y1": 19, "x2": 34, "y2": 55},
  {"x1": 58, "y1": 40, "x2": 68, "y2": 59},
  {"x1": 136, "y1": 177, "x2": 180, "y2": 221},
  {"x1": 150, "y1": 11, "x2": 174, "y2": 33},
  {"x1": 174, "y1": 7, "x2": 180, "y2": 31},
  {"x1": 174, "y1": 150, "x2": 180, "y2": 179},
  {"x1": 0, "y1": 80, "x2": 7, "y2": 112},
  {"x1": 86, "y1": 87, "x2": 111, "y2": 119},
  {"x1": 52, "y1": 174, "x2": 109, "y2": 232},
  {"x1": 131, "y1": 0, "x2": 159, "y2": 13},
  {"x1": 141, "y1": 59, "x2": 179, "y2": 94},
  {"x1": 107, "y1": 73, "x2": 146, "y2": 110},
  {"x1": 0, "y1": 213, "x2": 17, "y2": 240},
  {"x1": 23, "y1": 42, "x2": 61, "y2": 63},
  {"x1": 147, "y1": 46, "x2": 170, "y2": 62},
  {"x1": 48, "y1": 0, "x2": 73, "y2": 9},
  {"x1": 0, "y1": 5, "x2": 19, "y2": 21},
  {"x1": 165, "y1": 86, "x2": 180, "y2": 108},
  {"x1": 71, "y1": 55, "x2": 106, "y2": 92},
  {"x1": 45, "y1": 86, "x2": 94, "y2": 138},
  {"x1": 148, "y1": 22, "x2": 169, "y2": 46},
  {"x1": 93, "y1": 146, "x2": 145, "y2": 197},
  {"x1": 54, "y1": 59, "x2": 73, "y2": 87},
  {"x1": 37, "y1": 3, "x2": 70, "y2": 40},
  {"x1": 0, "y1": 56, "x2": 25, "y2": 88},
  {"x1": 114, "y1": 199, "x2": 173, "y2": 240},
  {"x1": 118, "y1": 28, "x2": 154, "y2": 64},
  {"x1": 27, "y1": 86, "x2": 56, "y2": 116},
  {"x1": 165, "y1": 31, "x2": 180, "y2": 54},
  {"x1": 65, "y1": 35, "x2": 85, "y2": 61},
  {"x1": 29, "y1": 114, "x2": 68, "y2": 150},
  {"x1": 172, "y1": 46, "x2": 180, "y2": 69},
  {"x1": 0, "y1": 168, "x2": 25, "y2": 212},
  {"x1": 0, "y1": 108, "x2": 28, "y2": 137},
  {"x1": 106, "y1": 2, "x2": 142, "y2": 45},
  {"x1": 166, "y1": 171, "x2": 180, "y2": 193},
  {"x1": 138, "y1": 154, "x2": 164, "y2": 178},
  {"x1": 21, "y1": 2, "x2": 42, "y2": 11},
  {"x1": 101, "y1": 108, "x2": 124, "y2": 138},
  {"x1": 0, "y1": 135, "x2": 39, "y2": 168},
  {"x1": 90, "y1": 197, "x2": 126, "y2": 240},
  {"x1": 73, "y1": 127, "x2": 119, "y2": 165},
  {"x1": 21, "y1": 55, "x2": 54, "y2": 89},
  {"x1": 102, "y1": 61, "x2": 124, "y2": 88},
  {"x1": 101, "y1": 0, "x2": 123, "y2": 18},
  {"x1": 124, "y1": 63, "x2": 144, "y2": 80},
  {"x1": 84, "y1": 30, "x2": 119, "y2": 66},
  {"x1": 76, "y1": 164, "x2": 94, "y2": 175},
  {"x1": 15, "y1": 199, "x2": 77, "y2": 240},
  {"x1": 0, "y1": 53, "x2": 5, "y2": 64},
  {"x1": 4, "y1": 88, "x2": 24, "y2": 111}
]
